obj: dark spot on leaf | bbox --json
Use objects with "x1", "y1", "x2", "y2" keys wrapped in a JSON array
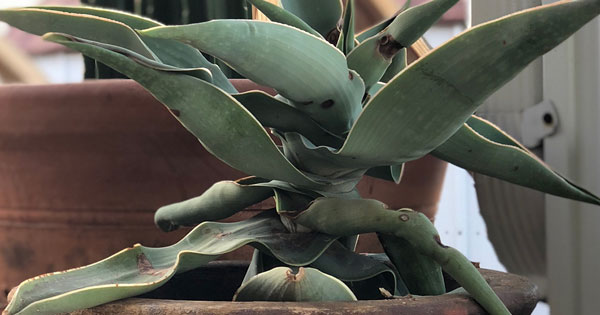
[
  {"x1": 399, "y1": 214, "x2": 410, "y2": 222},
  {"x1": 378, "y1": 34, "x2": 403, "y2": 59},
  {"x1": 137, "y1": 253, "x2": 154, "y2": 274},
  {"x1": 298, "y1": 100, "x2": 313, "y2": 106},
  {"x1": 169, "y1": 108, "x2": 181, "y2": 117},
  {"x1": 216, "y1": 232, "x2": 232, "y2": 239},
  {"x1": 513, "y1": 166, "x2": 519, "y2": 171},
  {"x1": 467, "y1": 149, "x2": 473, "y2": 153},
  {"x1": 379, "y1": 35, "x2": 390, "y2": 46},
  {"x1": 502, "y1": 40, "x2": 507, "y2": 46},
  {"x1": 349, "y1": 71, "x2": 354, "y2": 80},
  {"x1": 326, "y1": 28, "x2": 341, "y2": 45},
  {"x1": 434, "y1": 235, "x2": 449, "y2": 248},
  {"x1": 321, "y1": 99, "x2": 335, "y2": 109}
]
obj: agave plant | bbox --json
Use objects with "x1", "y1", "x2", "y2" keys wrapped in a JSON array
[{"x1": 1, "y1": 0, "x2": 599, "y2": 314}]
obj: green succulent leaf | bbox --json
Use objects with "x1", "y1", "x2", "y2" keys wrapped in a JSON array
[
  {"x1": 336, "y1": 0, "x2": 355, "y2": 54},
  {"x1": 290, "y1": 198, "x2": 510, "y2": 315},
  {"x1": 365, "y1": 164, "x2": 404, "y2": 183},
  {"x1": 432, "y1": 118, "x2": 600, "y2": 205},
  {"x1": 4, "y1": 212, "x2": 338, "y2": 315},
  {"x1": 338, "y1": 0, "x2": 600, "y2": 165},
  {"x1": 43, "y1": 33, "x2": 326, "y2": 190},
  {"x1": 55, "y1": 35, "x2": 214, "y2": 82},
  {"x1": 0, "y1": 8, "x2": 156, "y2": 59},
  {"x1": 279, "y1": 132, "x2": 368, "y2": 192},
  {"x1": 29, "y1": 5, "x2": 161, "y2": 28},
  {"x1": 355, "y1": 14, "x2": 394, "y2": 43},
  {"x1": 140, "y1": 36, "x2": 237, "y2": 93},
  {"x1": 246, "y1": 0, "x2": 321, "y2": 38},
  {"x1": 233, "y1": 267, "x2": 357, "y2": 302},
  {"x1": 386, "y1": 0, "x2": 458, "y2": 48},
  {"x1": 232, "y1": 91, "x2": 344, "y2": 148},
  {"x1": 280, "y1": 0, "x2": 343, "y2": 38},
  {"x1": 142, "y1": 20, "x2": 364, "y2": 134},
  {"x1": 310, "y1": 241, "x2": 404, "y2": 298},
  {"x1": 381, "y1": 48, "x2": 408, "y2": 83},
  {"x1": 378, "y1": 233, "x2": 445, "y2": 295},
  {"x1": 154, "y1": 179, "x2": 274, "y2": 232},
  {"x1": 346, "y1": 0, "x2": 456, "y2": 88},
  {"x1": 3, "y1": 6, "x2": 234, "y2": 92}
]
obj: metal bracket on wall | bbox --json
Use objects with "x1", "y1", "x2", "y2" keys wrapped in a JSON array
[{"x1": 520, "y1": 99, "x2": 559, "y2": 149}]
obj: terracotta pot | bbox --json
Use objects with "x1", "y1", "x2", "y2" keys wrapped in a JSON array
[
  {"x1": 0, "y1": 79, "x2": 446, "y2": 302},
  {"x1": 67, "y1": 261, "x2": 539, "y2": 315}
]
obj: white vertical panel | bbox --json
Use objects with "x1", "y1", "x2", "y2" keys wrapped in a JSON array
[{"x1": 542, "y1": 1, "x2": 600, "y2": 314}]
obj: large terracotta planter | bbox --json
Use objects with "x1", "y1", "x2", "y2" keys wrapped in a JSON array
[
  {"x1": 67, "y1": 261, "x2": 539, "y2": 315},
  {"x1": 0, "y1": 80, "x2": 446, "y2": 303}
]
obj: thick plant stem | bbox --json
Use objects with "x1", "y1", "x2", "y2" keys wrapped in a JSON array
[{"x1": 292, "y1": 198, "x2": 511, "y2": 315}]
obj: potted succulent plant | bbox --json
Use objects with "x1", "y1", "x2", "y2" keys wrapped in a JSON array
[{"x1": 1, "y1": 0, "x2": 599, "y2": 314}]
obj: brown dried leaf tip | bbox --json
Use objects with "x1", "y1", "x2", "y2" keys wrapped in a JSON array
[{"x1": 285, "y1": 267, "x2": 305, "y2": 282}]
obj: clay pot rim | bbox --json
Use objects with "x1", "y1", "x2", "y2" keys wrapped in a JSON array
[{"x1": 69, "y1": 268, "x2": 539, "y2": 315}]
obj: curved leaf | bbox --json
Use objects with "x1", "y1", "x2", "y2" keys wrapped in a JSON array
[
  {"x1": 61, "y1": 36, "x2": 213, "y2": 81},
  {"x1": 4, "y1": 212, "x2": 338, "y2": 315},
  {"x1": 280, "y1": 0, "x2": 343, "y2": 37},
  {"x1": 154, "y1": 179, "x2": 274, "y2": 232},
  {"x1": 365, "y1": 164, "x2": 404, "y2": 183},
  {"x1": 289, "y1": 198, "x2": 510, "y2": 314},
  {"x1": 246, "y1": 0, "x2": 321, "y2": 37},
  {"x1": 386, "y1": 0, "x2": 458, "y2": 48},
  {"x1": 381, "y1": 48, "x2": 408, "y2": 83},
  {"x1": 338, "y1": 0, "x2": 600, "y2": 165},
  {"x1": 378, "y1": 233, "x2": 445, "y2": 295},
  {"x1": 140, "y1": 36, "x2": 237, "y2": 93},
  {"x1": 232, "y1": 91, "x2": 343, "y2": 148},
  {"x1": 0, "y1": 8, "x2": 156, "y2": 59},
  {"x1": 30, "y1": 5, "x2": 161, "y2": 28},
  {"x1": 29, "y1": 5, "x2": 236, "y2": 92},
  {"x1": 310, "y1": 241, "x2": 402, "y2": 296},
  {"x1": 346, "y1": 0, "x2": 456, "y2": 88},
  {"x1": 44, "y1": 33, "x2": 326, "y2": 190},
  {"x1": 336, "y1": 0, "x2": 355, "y2": 54},
  {"x1": 278, "y1": 132, "x2": 368, "y2": 192},
  {"x1": 233, "y1": 267, "x2": 357, "y2": 302},
  {"x1": 142, "y1": 20, "x2": 364, "y2": 134},
  {"x1": 466, "y1": 115, "x2": 526, "y2": 149},
  {"x1": 432, "y1": 122, "x2": 600, "y2": 205}
]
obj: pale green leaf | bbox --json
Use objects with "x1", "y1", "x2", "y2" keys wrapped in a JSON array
[
  {"x1": 246, "y1": 0, "x2": 321, "y2": 37},
  {"x1": 232, "y1": 91, "x2": 343, "y2": 148},
  {"x1": 280, "y1": 0, "x2": 343, "y2": 37},
  {"x1": 378, "y1": 233, "x2": 445, "y2": 295},
  {"x1": 338, "y1": 0, "x2": 600, "y2": 165},
  {"x1": 142, "y1": 20, "x2": 364, "y2": 134},
  {"x1": 44, "y1": 33, "x2": 326, "y2": 191},
  {"x1": 24, "y1": 5, "x2": 236, "y2": 93},
  {"x1": 154, "y1": 179, "x2": 274, "y2": 232},
  {"x1": 30, "y1": 5, "x2": 161, "y2": 28},
  {"x1": 336, "y1": 0, "x2": 355, "y2": 54},
  {"x1": 0, "y1": 8, "x2": 155, "y2": 59},
  {"x1": 432, "y1": 120, "x2": 600, "y2": 205},
  {"x1": 5, "y1": 212, "x2": 337, "y2": 315},
  {"x1": 233, "y1": 267, "x2": 357, "y2": 302},
  {"x1": 290, "y1": 198, "x2": 510, "y2": 314},
  {"x1": 347, "y1": 0, "x2": 457, "y2": 88}
]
